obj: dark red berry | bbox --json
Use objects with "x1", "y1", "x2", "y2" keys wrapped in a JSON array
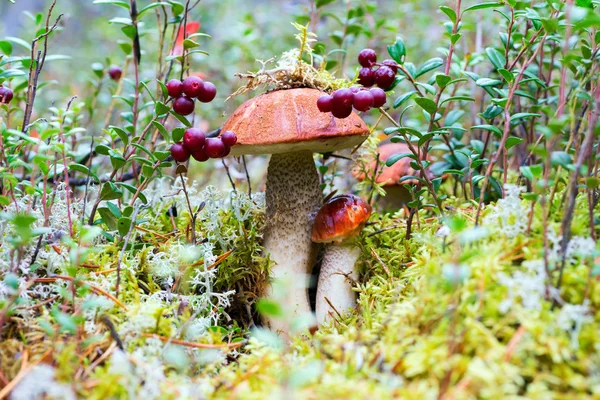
[
  {"x1": 370, "y1": 88, "x2": 387, "y2": 108},
  {"x1": 353, "y1": 90, "x2": 374, "y2": 112},
  {"x1": 317, "y1": 95, "x2": 333, "y2": 113},
  {"x1": 331, "y1": 102, "x2": 353, "y2": 119},
  {"x1": 191, "y1": 146, "x2": 209, "y2": 162},
  {"x1": 204, "y1": 138, "x2": 226, "y2": 158},
  {"x1": 357, "y1": 67, "x2": 375, "y2": 87},
  {"x1": 221, "y1": 131, "x2": 237, "y2": 147},
  {"x1": 332, "y1": 88, "x2": 354, "y2": 109},
  {"x1": 108, "y1": 66, "x2": 122, "y2": 81},
  {"x1": 374, "y1": 66, "x2": 396, "y2": 89},
  {"x1": 197, "y1": 82, "x2": 217, "y2": 103},
  {"x1": 381, "y1": 59, "x2": 399, "y2": 73},
  {"x1": 0, "y1": 87, "x2": 13, "y2": 104},
  {"x1": 182, "y1": 76, "x2": 204, "y2": 98},
  {"x1": 166, "y1": 79, "x2": 183, "y2": 98},
  {"x1": 358, "y1": 48, "x2": 377, "y2": 67},
  {"x1": 221, "y1": 144, "x2": 231, "y2": 157},
  {"x1": 183, "y1": 128, "x2": 206, "y2": 151},
  {"x1": 349, "y1": 86, "x2": 361, "y2": 93},
  {"x1": 170, "y1": 142, "x2": 190, "y2": 162},
  {"x1": 173, "y1": 96, "x2": 195, "y2": 116}
]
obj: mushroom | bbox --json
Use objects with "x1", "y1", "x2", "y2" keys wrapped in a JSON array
[
  {"x1": 222, "y1": 88, "x2": 369, "y2": 334},
  {"x1": 356, "y1": 142, "x2": 430, "y2": 210},
  {"x1": 311, "y1": 194, "x2": 372, "y2": 324}
]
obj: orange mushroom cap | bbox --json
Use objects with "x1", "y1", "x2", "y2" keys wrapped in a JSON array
[
  {"x1": 222, "y1": 88, "x2": 370, "y2": 156},
  {"x1": 312, "y1": 194, "x2": 372, "y2": 244}
]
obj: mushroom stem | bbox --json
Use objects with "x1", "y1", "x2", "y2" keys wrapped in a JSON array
[
  {"x1": 263, "y1": 150, "x2": 322, "y2": 333},
  {"x1": 315, "y1": 243, "x2": 360, "y2": 323}
]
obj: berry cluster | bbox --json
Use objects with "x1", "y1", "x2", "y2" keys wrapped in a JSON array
[
  {"x1": 317, "y1": 87, "x2": 387, "y2": 118},
  {"x1": 0, "y1": 86, "x2": 13, "y2": 104},
  {"x1": 356, "y1": 48, "x2": 399, "y2": 90},
  {"x1": 170, "y1": 128, "x2": 237, "y2": 163},
  {"x1": 166, "y1": 76, "x2": 217, "y2": 116}
]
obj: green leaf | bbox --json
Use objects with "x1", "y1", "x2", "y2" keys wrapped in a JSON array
[
  {"x1": 170, "y1": 111, "x2": 192, "y2": 127},
  {"x1": 435, "y1": 74, "x2": 452, "y2": 88},
  {"x1": 110, "y1": 125, "x2": 129, "y2": 146},
  {"x1": 414, "y1": 97, "x2": 437, "y2": 114},
  {"x1": 155, "y1": 101, "x2": 171, "y2": 117},
  {"x1": 386, "y1": 152, "x2": 415, "y2": 166},
  {"x1": 256, "y1": 299, "x2": 284, "y2": 317},
  {"x1": 485, "y1": 47, "x2": 506, "y2": 70},
  {"x1": 387, "y1": 38, "x2": 406, "y2": 65},
  {"x1": 172, "y1": 127, "x2": 185, "y2": 142},
  {"x1": 68, "y1": 164, "x2": 100, "y2": 184},
  {"x1": 551, "y1": 151, "x2": 572, "y2": 168},
  {"x1": 462, "y1": 2, "x2": 504, "y2": 13},
  {"x1": 137, "y1": 2, "x2": 171, "y2": 17},
  {"x1": 93, "y1": 0, "x2": 130, "y2": 8},
  {"x1": 497, "y1": 68, "x2": 514, "y2": 82},
  {"x1": 510, "y1": 113, "x2": 541, "y2": 122},
  {"x1": 100, "y1": 182, "x2": 123, "y2": 201},
  {"x1": 414, "y1": 57, "x2": 444, "y2": 78},
  {"x1": 316, "y1": 0, "x2": 336, "y2": 7},
  {"x1": 440, "y1": 95, "x2": 475, "y2": 105},
  {"x1": 476, "y1": 78, "x2": 502, "y2": 87},
  {"x1": 472, "y1": 124, "x2": 502, "y2": 138},
  {"x1": 505, "y1": 136, "x2": 523, "y2": 150},
  {"x1": 5, "y1": 37, "x2": 31, "y2": 50},
  {"x1": 152, "y1": 121, "x2": 170, "y2": 141},
  {"x1": 117, "y1": 217, "x2": 133, "y2": 237},
  {"x1": 393, "y1": 91, "x2": 416, "y2": 109},
  {"x1": 0, "y1": 41, "x2": 13, "y2": 56},
  {"x1": 95, "y1": 144, "x2": 111, "y2": 156},
  {"x1": 439, "y1": 5, "x2": 457, "y2": 23}
]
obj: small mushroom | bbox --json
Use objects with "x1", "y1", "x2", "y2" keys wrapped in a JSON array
[
  {"x1": 311, "y1": 194, "x2": 372, "y2": 324},
  {"x1": 356, "y1": 142, "x2": 431, "y2": 210},
  {"x1": 222, "y1": 88, "x2": 369, "y2": 334}
]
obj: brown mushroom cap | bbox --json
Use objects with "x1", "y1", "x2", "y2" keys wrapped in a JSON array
[
  {"x1": 355, "y1": 142, "x2": 429, "y2": 186},
  {"x1": 222, "y1": 88, "x2": 370, "y2": 156},
  {"x1": 312, "y1": 194, "x2": 372, "y2": 244}
]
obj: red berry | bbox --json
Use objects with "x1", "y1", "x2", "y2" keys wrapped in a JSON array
[
  {"x1": 358, "y1": 48, "x2": 377, "y2": 67},
  {"x1": 170, "y1": 142, "x2": 190, "y2": 162},
  {"x1": 191, "y1": 146, "x2": 209, "y2": 162},
  {"x1": 317, "y1": 95, "x2": 333, "y2": 113},
  {"x1": 375, "y1": 66, "x2": 396, "y2": 89},
  {"x1": 221, "y1": 144, "x2": 231, "y2": 157},
  {"x1": 165, "y1": 79, "x2": 183, "y2": 99},
  {"x1": 183, "y1": 128, "x2": 206, "y2": 151},
  {"x1": 381, "y1": 59, "x2": 399, "y2": 73},
  {"x1": 349, "y1": 86, "x2": 361, "y2": 93},
  {"x1": 173, "y1": 96, "x2": 195, "y2": 116},
  {"x1": 166, "y1": 79, "x2": 183, "y2": 98},
  {"x1": 357, "y1": 67, "x2": 375, "y2": 87},
  {"x1": 197, "y1": 82, "x2": 217, "y2": 103},
  {"x1": 332, "y1": 88, "x2": 354, "y2": 109},
  {"x1": 204, "y1": 137, "x2": 226, "y2": 158},
  {"x1": 221, "y1": 131, "x2": 238, "y2": 147},
  {"x1": 370, "y1": 88, "x2": 387, "y2": 108},
  {"x1": 182, "y1": 76, "x2": 204, "y2": 98},
  {"x1": 108, "y1": 66, "x2": 122, "y2": 81},
  {"x1": 331, "y1": 102, "x2": 353, "y2": 119},
  {"x1": 353, "y1": 90, "x2": 374, "y2": 112},
  {"x1": 0, "y1": 87, "x2": 13, "y2": 104}
]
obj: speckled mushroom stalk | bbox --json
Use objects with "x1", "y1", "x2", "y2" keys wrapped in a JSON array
[
  {"x1": 312, "y1": 195, "x2": 372, "y2": 324},
  {"x1": 222, "y1": 88, "x2": 370, "y2": 334},
  {"x1": 262, "y1": 150, "x2": 322, "y2": 332}
]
